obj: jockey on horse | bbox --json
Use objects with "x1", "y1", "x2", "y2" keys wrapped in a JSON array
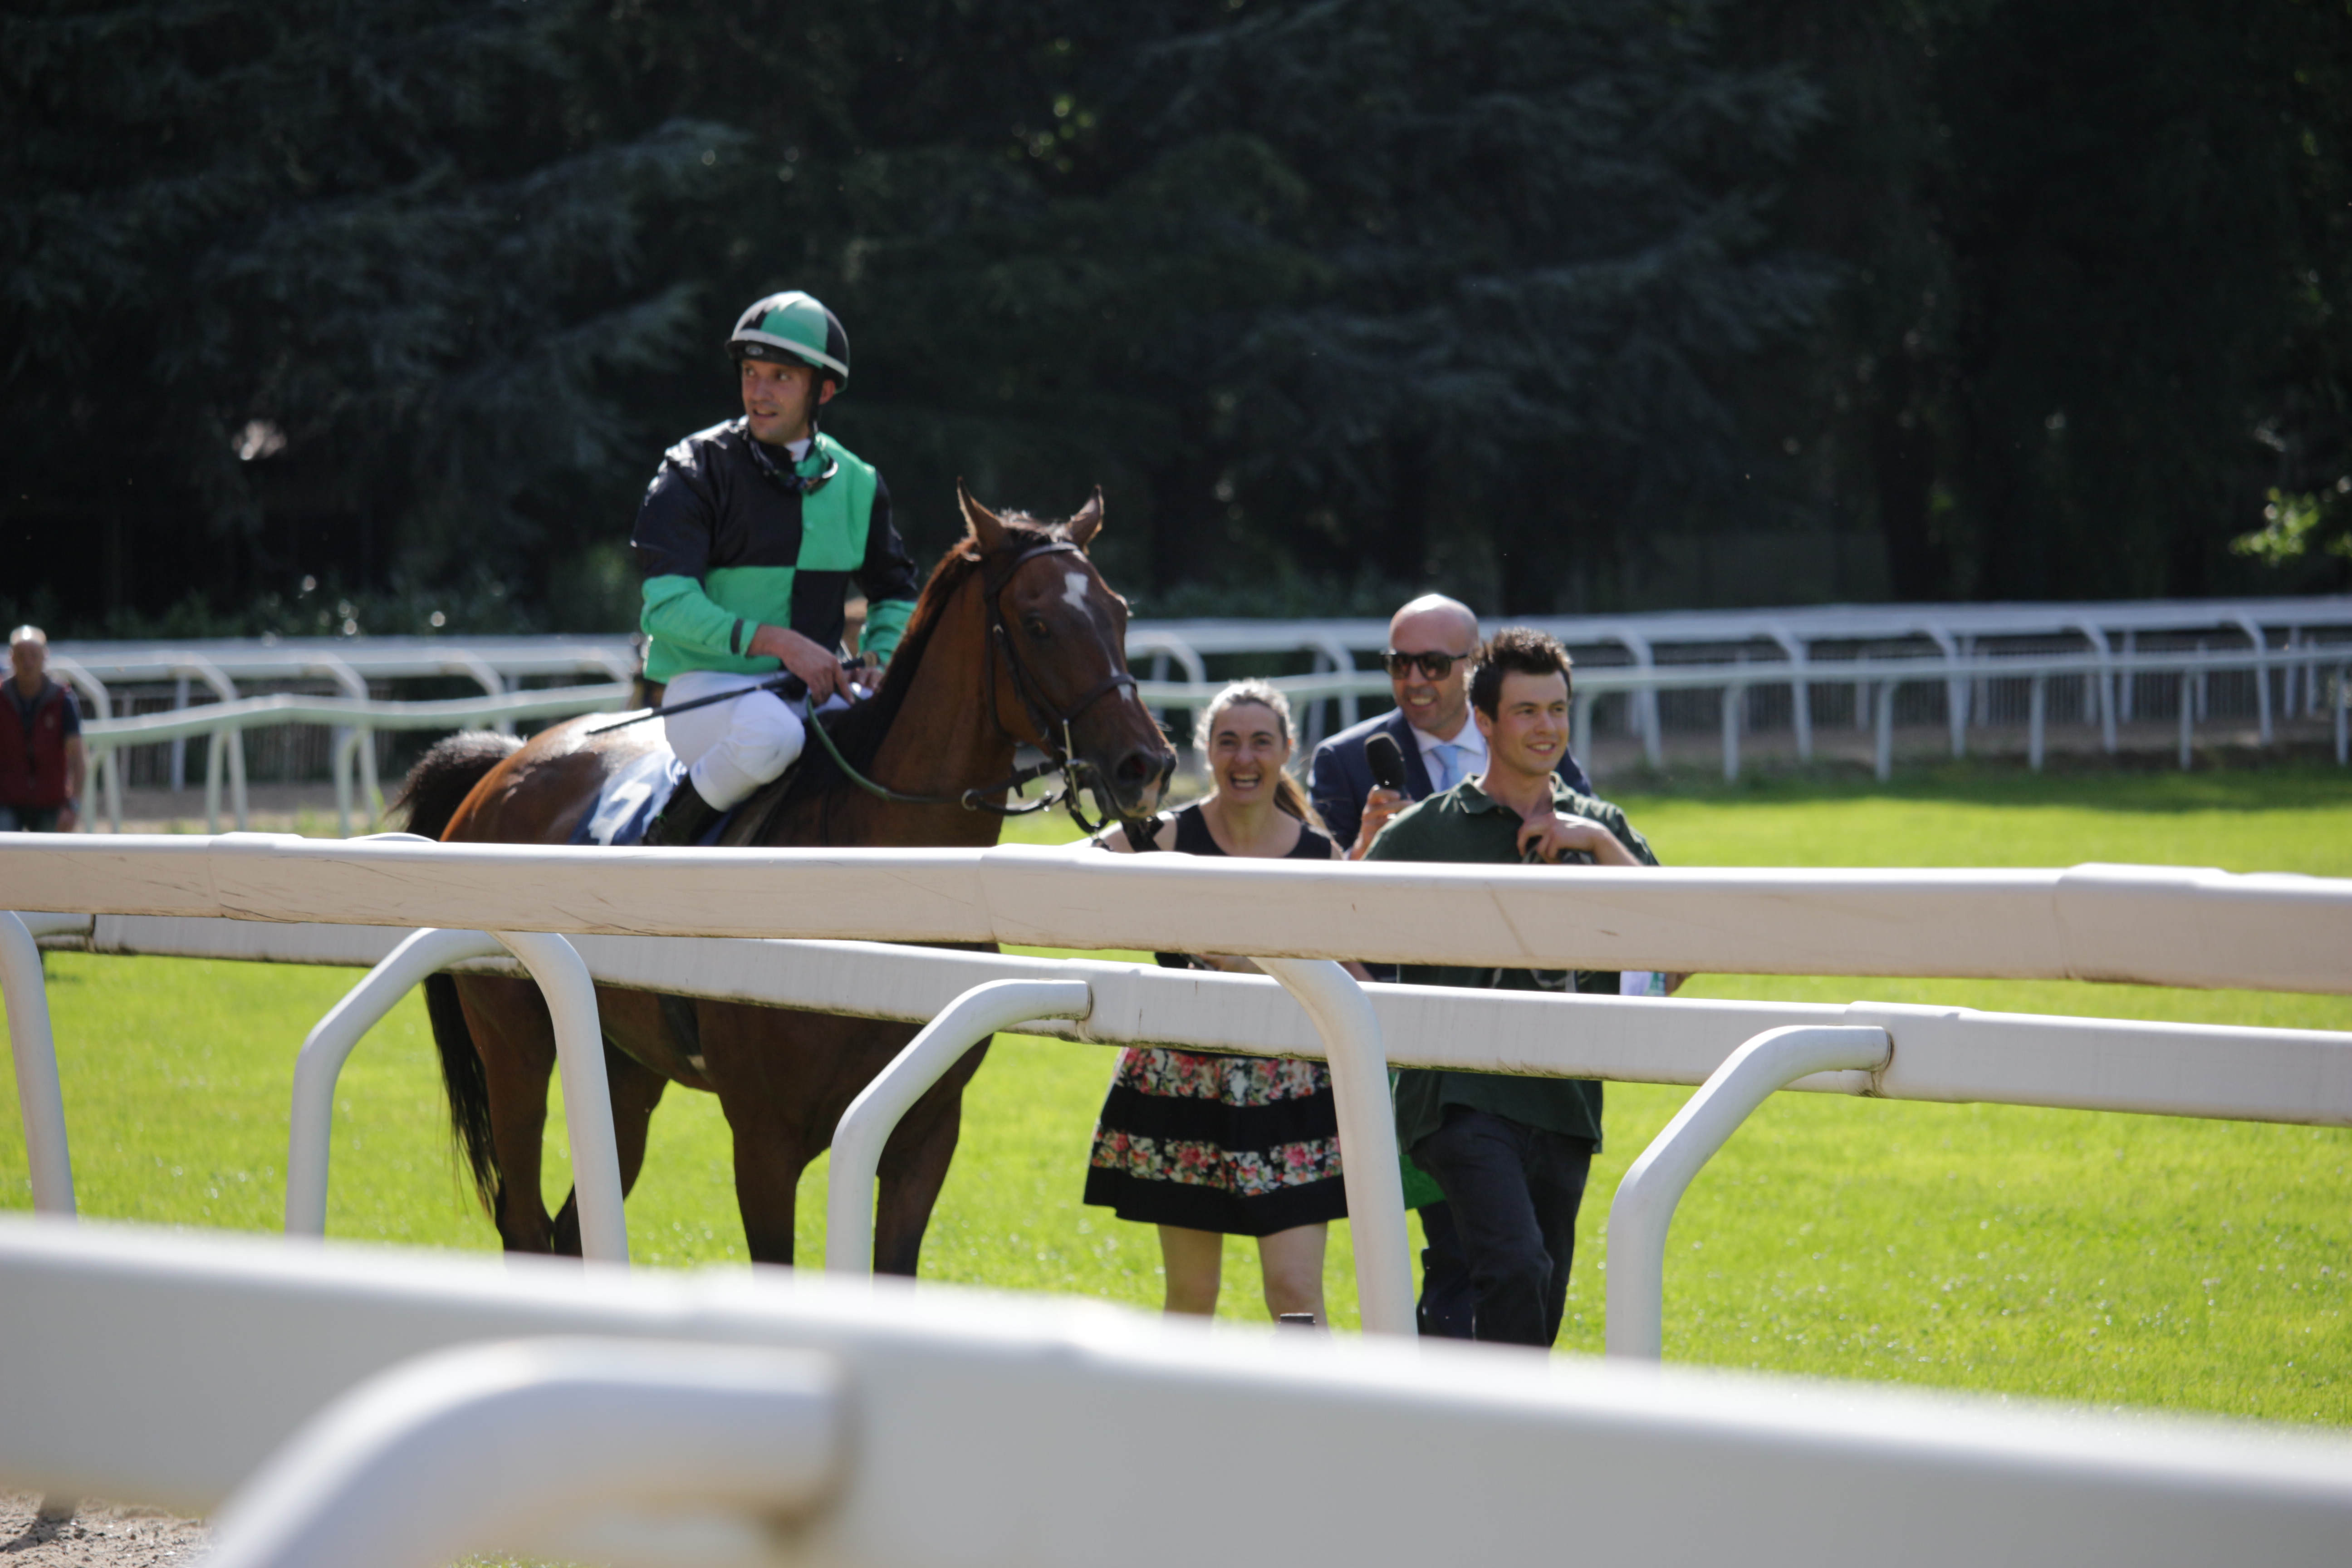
[{"x1": 631, "y1": 290, "x2": 920, "y2": 847}]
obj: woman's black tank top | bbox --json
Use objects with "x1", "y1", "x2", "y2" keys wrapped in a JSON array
[{"x1": 1153, "y1": 803, "x2": 1333, "y2": 968}]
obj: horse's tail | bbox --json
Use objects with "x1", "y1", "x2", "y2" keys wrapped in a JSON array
[
  {"x1": 424, "y1": 971, "x2": 502, "y2": 1217},
  {"x1": 392, "y1": 730, "x2": 523, "y2": 840},
  {"x1": 392, "y1": 731, "x2": 524, "y2": 1218}
]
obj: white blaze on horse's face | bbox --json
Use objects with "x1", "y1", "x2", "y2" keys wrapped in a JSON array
[{"x1": 1061, "y1": 569, "x2": 1093, "y2": 617}]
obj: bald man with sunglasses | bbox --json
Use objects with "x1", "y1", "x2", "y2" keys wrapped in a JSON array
[{"x1": 1308, "y1": 595, "x2": 1592, "y2": 860}]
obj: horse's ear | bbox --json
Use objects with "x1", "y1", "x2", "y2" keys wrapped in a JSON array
[
  {"x1": 957, "y1": 478, "x2": 1007, "y2": 554},
  {"x1": 1065, "y1": 486, "x2": 1105, "y2": 549}
]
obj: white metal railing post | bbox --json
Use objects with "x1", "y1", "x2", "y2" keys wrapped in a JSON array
[
  {"x1": 2071, "y1": 625, "x2": 2117, "y2": 753},
  {"x1": 1764, "y1": 625, "x2": 1812, "y2": 763},
  {"x1": 2179, "y1": 672, "x2": 2195, "y2": 771},
  {"x1": 1258, "y1": 957, "x2": 1415, "y2": 1337},
  {"x1": 169, "y1": 673, "x2": 190, "y2": 790},
  {"x1": 47, "y1": 658, "x2": 112, "y2": 832},
  {"x1": 825, "y1": 979, "x2": 1091, "y2": 1277},
  {"x1": 2336, "y1": 662, "x2": 2348, "y2": 766},
  {"x1": 331, "y1": 731, "x2": 354, "y2": 838},
  {"x1": 1947, "y1": 636, "x2": 1970, "y2": 758},
  {"x1": 1951, "y1": 668, "x2": 1970, "y2": 758},
  {"x1": 492, "y1": 932, "x2": 627, "y2": 1265},
  {"x1": 0, "y1": 911, "x2": 75, "y2": 1218},
  {"x1": 1720, "y1": 679, "x2": 1742, "y2": 783},
  {"x1": 1627, "y1": 634, "x2": 1663, "y2": 769},
  {"x1": 1873, "y1": 680, "x2": 1896, "y2": 781},
  {"x1": 231, "y1": 713, "x2": 250, "y2": 829},
  {"x1": 1605, "y1": 1025, "x2": 1890, "y2": 1360},
  {"x1": 203, "y1": 1338, "x2": 842, "y2": 1568},
  {"x1": 308, "y1": 654, "x2": 381, "y2": 816},
  {"x1": 2234, "y1": 615, "x2": 2274, "y2": 745},
  {"x1": 331, "y1": 728, "x2": 384, "y2": 836},
  {"x1": 174, "y1": 655, "x2": 248, "y2": 832},
  {"x1": 205, "y1": 727, "x2": 224, "y2": 833},
  {"x1": 2029, "y1": 675, "x2": 2048, "y2": 772},
  {"x1": 1310, "y1": 633, "x2": 1359, "y2": 734},
  {"x1": 286, "y1": 928, "x2": 508, "y2": 1238}
]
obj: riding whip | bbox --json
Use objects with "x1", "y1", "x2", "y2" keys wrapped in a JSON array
[{"x1": 586, "y1": 662, "x2": 865, "y2": 735}]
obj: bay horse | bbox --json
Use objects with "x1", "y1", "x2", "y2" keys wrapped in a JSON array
[{"x1": 397, "y1": 486, "x2": 1172, "y2": 1271}]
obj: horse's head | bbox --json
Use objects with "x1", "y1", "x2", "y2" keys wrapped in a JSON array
[{"x1": 959, "y1": 481, "x2": 1175, "y2": 824}]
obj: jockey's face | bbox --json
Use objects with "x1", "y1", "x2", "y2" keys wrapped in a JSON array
[{"x1": 740, "y1": 357, "x2": 835, "y2": 446}]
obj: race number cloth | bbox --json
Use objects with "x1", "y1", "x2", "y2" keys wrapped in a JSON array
[{"x1": 568, "y1": 745, "x2": 734, "y2": 849}]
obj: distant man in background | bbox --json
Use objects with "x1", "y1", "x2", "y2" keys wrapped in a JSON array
[
  {"x1": 1309, "y1": 594, "x2": 1592, "y2": 858},
  {"x1": 1308, "y1": 593, "x2": 1595, "y2": 1338},
  {"x1": 1, "y1": 626, "x2": 85, "y2": 833},
  {"x1": 1365, "y1": 627, "x2": 1667, "y2": 1349}
]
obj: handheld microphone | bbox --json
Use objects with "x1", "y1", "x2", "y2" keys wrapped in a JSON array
[{"x1": 1365, "y1": 732, "x2": 1409, "y2": 794}]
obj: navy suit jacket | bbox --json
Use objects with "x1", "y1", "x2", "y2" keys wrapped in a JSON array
[{"x1": 1308, "y1": 707, "x2": 1593, "y2": 853}]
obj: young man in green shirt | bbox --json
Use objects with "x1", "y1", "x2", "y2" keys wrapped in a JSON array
[
  {"x1": 1363, "y1": 626, "x2": 1666, "y2": 1348},
  {"x1": 629, "y1": 290, "x2": 922, "y2": 846}
]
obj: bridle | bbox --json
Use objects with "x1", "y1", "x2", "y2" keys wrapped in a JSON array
[{"x1": 801, "y1": 537, "x2": 1172, "y2": 838}]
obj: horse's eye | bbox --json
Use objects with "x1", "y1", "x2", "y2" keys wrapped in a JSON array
[{"x1": 1024, "y1": 616, "x2": 1051, "y2": 640}]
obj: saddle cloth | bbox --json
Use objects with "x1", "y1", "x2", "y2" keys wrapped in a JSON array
[{"x1": 568, "y1": 745, "x2": 739, "y2": 848}]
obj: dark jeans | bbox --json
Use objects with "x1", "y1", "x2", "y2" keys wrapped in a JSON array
[
  {"x1": 0, "y1": 804, "x2": 60, "y2": 833},
  {"x1": 1410, "y1": 1106, "x2": 1592, "y2": 1348},
  {"x1": 1415, "y1": 1201, "x2": 1476, "y2": 1340}
]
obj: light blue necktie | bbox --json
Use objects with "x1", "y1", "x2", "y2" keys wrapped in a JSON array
[{"x1": 1429, "y1": 742, "x2": 1464, "y2": 793}]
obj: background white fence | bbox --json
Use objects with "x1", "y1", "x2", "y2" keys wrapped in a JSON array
[
  {"x1": 47, "y1": 593, "x2": 2352, "y2": 838},
  {"x1": 4, "y1": 836, "x2": 2350, "y2": 1565}
]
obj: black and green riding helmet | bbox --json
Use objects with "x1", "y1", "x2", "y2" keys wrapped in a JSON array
[{"x1": 728, "y1": 290, "x2": 851, "y2": 391}]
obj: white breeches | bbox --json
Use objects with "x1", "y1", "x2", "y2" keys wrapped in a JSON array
[{"x1": 661, "y1": 669, "x2": 848, "y2": 811}]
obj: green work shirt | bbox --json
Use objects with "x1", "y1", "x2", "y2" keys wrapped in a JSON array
[{"x1": 1362, "y1": 774, "x2": 1661, "y2": 1155}]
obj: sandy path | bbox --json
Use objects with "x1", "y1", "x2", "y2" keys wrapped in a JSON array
[{"x1": 0, "y1": 1496, "x2": 206, "y2": 1567}]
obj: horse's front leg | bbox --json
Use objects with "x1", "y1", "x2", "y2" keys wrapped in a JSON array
[
  {"x1": 550, "y1": 1036, "x2": 670, "y2": 1258},
  {"x1": 871, "y1": 1039, "x2": 992, "y2": 1277},
  {"x1": 703, "y1": 1000, "x2": 830, "y2": 1267}
]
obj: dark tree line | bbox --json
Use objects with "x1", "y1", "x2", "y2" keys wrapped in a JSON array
[{"x1": 5, "y1": 0, "x2": 2347, "y2": 637}]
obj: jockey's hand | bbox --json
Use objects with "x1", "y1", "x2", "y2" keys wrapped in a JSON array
[
  {"x1": 850, "y1": 652, "x2": 887, "y2": 700},
  {"x1": 747, "y1": 624, "x2": 852, "y2": 704}
]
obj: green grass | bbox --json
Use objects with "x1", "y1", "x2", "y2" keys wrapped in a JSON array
[{"x1": 2, "y1": 761, "x2": 2346, "y2": 1424}]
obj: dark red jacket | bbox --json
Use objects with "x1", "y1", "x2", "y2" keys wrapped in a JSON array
[{"x1": 1, "y1": 678, "x2": 79, "y2": 808}]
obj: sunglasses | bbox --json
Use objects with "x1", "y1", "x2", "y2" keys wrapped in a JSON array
[{"x1": 1381, "y1": 648, "x2": 1472, "y2": 680}]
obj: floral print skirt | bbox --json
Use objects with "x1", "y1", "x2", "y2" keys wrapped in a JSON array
[{"x1": 1083, "y1": 1047, "x2": 1348, "y2": 1237}]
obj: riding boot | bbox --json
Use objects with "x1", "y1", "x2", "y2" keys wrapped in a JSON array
[{"x1": 644, "y1": 775, "x2": 724, "y2": 848}]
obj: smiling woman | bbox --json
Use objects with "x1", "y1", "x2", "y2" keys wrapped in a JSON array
[{"x1": 1083, "y1": 680, "x2": 1365, "y2": 1326}]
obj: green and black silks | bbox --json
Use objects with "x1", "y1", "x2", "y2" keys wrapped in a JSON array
[{"x1": 632, "y1": 421, "x2": 921, "y2": 687}]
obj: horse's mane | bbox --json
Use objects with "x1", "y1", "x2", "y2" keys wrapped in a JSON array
[{"x1": 739, "y1": 512, "x2": 1068, "y2": 829}]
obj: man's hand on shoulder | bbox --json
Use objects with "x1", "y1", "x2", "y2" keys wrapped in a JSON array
[
  {"x1": 1517, "y1": 806, "x2": 1639, "y2": 867},
  {"x1": 747, "y1": 624, "x2": 853, "y2": 702}
]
